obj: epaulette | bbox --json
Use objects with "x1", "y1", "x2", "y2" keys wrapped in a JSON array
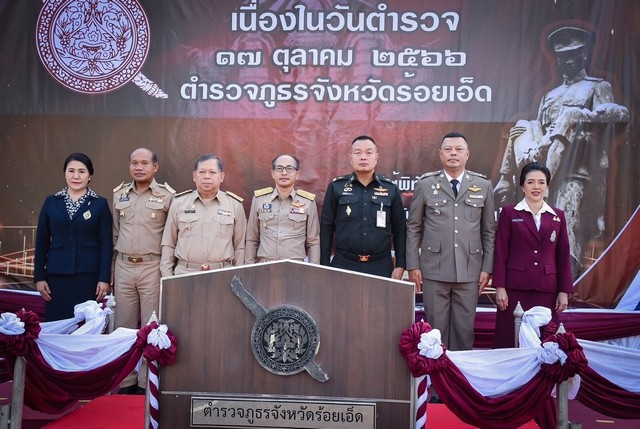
[
  {"x1": 467, "y1": 170, "x2": 489, "y2": 180},
  {"x1": 419, "y1": 171, "x2": 441, "y2": 179},
  {"x1": 160, "y1": 182, "x2": 176, "y2": 194},
  {"x1": 378, "y1": 175, "x2": 395, "y2": 184},
  {"x1": 253, "y1": 187, "x2": 274, "y2": 197},
  {"x1": 226, "y1": 191, "x2": 244, "y2": 203},
  {"x1": 113, "y1": 181, "x2": 129, "y2": 193},
  {"x1": 296, "y1": 189, "x2": 316, "y2": 201},
  {"x1": 174, "y1": 189, "x2": 193, "y2": 198},
  {"x1": 332, "y1": 174, "x2": 350, "y2": 182},
  {"x1": 584, "y1": 76, "x2": 604, "y2": 83}
]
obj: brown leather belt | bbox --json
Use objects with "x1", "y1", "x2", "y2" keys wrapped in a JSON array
[
  {"x1": 178, "y1": 259, "x2": 232, "y2": 271},
  {"x1": 339, "y1": 251, "x2": 388, "y2": 263},
  {"x1": 119, "y1": 253, "x2": 158, "y2": 263}
]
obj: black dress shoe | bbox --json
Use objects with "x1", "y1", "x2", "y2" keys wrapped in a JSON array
[{"x1": 117, "y1": 385, "x2": 137, "y2": 395}]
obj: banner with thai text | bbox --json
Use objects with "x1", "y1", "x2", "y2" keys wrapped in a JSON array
[{"x1": 0, "y1": 0, "x2": 638, "y2": 307}]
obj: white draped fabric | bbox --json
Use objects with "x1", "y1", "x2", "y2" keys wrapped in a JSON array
[
  {"x1": 37, "y1": 327, "x2": 138, "y2": 372},
  {"x1": 519, "y1": 306, "x2": 640, "y2": 394},
  {"x1": 417, "y1": 323, "x2": 566, "y2": 399},
  {"x1": 578, "y1": 340, "x2": 640, "y2": 393},
  {"x1": 0, "y1": 300, "x2": 136, "y2": 372},
  {"x1": 601, "y1": 335, "x2": 640, "y2": 350},
  {"x1": 448, "y1": 348, "x2": 541, "y2": 397},
  {"x1": 41, "y1": 300, "x2": 111, "y2": 335},
  {"x1": 415, "y1": 304, "x2": 640, "y2": 403}
]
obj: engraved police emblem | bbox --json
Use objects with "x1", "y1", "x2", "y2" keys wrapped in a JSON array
[
  {"x1": 36, "y1": 0, "x2": 167, "y2": 98},
  {"x1": 231, "y1": 276, "x2": 329, "y2": 382}
]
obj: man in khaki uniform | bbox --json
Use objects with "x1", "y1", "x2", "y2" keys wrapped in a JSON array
[
  {"x1": 112, "y1": 147, "x2": 174, "y2": 394},
  {"x1": 407, "y1": 132, "x2": 496, "y2": 351},
  {"x1": 245, "y1": 154, "x2": 320, "y2": 264},
  {"x1": 161, "y1": 154, "x2": 246, "y2": 276}
]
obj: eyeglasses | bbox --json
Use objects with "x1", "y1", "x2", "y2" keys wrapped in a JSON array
[{"x1": 273, "y1": 165, "x2": 297, "y2": 173}]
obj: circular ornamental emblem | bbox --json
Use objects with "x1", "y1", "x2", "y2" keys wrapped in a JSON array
[
  {"x1": 251, "y1": 305, "x2": 321, "y2": 376},
  {"x1": 36, "y1": 0, "x2": 150, "y2": 94}
]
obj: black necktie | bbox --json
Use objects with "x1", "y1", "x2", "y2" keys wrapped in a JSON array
[{"x1": 450, "y1": 179, "x2": 459, "y2": 198}]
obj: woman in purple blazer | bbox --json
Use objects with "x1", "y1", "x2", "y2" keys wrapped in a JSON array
[
  {"x1": 492, "y1": 162, "x2": 573, "y2": 348},
  {"x1": 34, "y1": 153, "x2": 113, "y2": 321}
]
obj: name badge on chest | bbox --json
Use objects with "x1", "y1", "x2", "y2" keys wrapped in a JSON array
[
  {"x1": 260, "y1": 203, "x2": 272, "y2": 213},
  {"x1": 376, "y1": 203, "x2": 386, "y2": 228}
]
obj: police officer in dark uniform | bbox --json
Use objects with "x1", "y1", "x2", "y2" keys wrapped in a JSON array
[{"x1": 320, "y1": 135, "x2": 406, "y2": 279}]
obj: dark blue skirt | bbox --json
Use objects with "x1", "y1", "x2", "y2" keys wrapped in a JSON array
[{"x1": 44, "y1": 273, "x2": 99, "y2": 321}]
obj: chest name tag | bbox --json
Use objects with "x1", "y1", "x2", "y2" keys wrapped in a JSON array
[{"x1": 376, "y1": 209, "x2": 386, "y2": 228}]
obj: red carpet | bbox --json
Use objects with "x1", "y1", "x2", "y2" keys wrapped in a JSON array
[
  {"x1": 44, "y1": 395, "x2": 144, "y2": 428},
  {"x1": 42, "y1": 396, "x2": 537, "y2": 429},
  {"x1": 425, "y1": 404, "x2": 538, "y2": 428},
  {"x1": 7, "y1": 394, "x2": 635, "y2": 428}
]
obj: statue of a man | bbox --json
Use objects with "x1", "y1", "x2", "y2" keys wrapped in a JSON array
[{"x1": 494, "y1": 26, "x2": 629, "y2": 274}]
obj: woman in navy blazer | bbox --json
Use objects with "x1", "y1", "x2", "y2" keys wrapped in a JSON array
[
  {"x1": 34, "y1": 153, "x2": 113, "y2": 321},
  {"x1": 492, "y1": 162, "x2": 573, "y2": 348}
]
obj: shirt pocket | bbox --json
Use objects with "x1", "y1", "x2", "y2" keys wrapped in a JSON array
[
  {"x1": 145, "y1": 201, "x2": 167, "y2": 223},
  {"x1": 464, "y1": 197, "x2": 485, "y2": 222},
  {"x1": 369, "y1": 197, "x2": 392, "y2": 226},
  {"x1": 286, "y1": 210, "x2": 308, "y2": 235},
  {"x1": 337, "y1": 194, "x2": 360, "y2": 220},
  {"x1": 422, "y1": 240, "x2": 441, "y2": 275},
  {"x1": 178, "y1": 213, "x2": 200, "y2": 237},
  {"x1": 214, "y1": 212, "x2": 235, "y2": 238},
  {"x1": 258, "y1": 211, "x2": 276, "y2": 234},
  {"x1": 114, "y1": 200, "x2": 132, "y2": 223},
  {"x1": 426, "y1": 197, "x2": 449, "y2": 219}
]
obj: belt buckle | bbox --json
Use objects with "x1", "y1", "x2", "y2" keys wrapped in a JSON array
[
  {"x1": 200, "y1": 264, "x2": 211, "y2": 271},
  {"x1": 128, "y1": 256, "x2": 143, "y2": 263},
  {"x1": 358, "y1": 255, "x2": 370, "y2": 262}
]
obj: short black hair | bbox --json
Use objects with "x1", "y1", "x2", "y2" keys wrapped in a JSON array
[
  {"x1": 441, "y1": 131, "x2": 468, "y2": 145},
  {"x1": 520, "y1": 162, "x2": 551, "y2": 186},
  {"x1": 351, "y1": 135, "x2": 376, "y2": 146},
  {"x1": 271, "y1": 154, "x2": 300, "y2": 170},
  {"x1": 194, "y1": 154, "x2": 223, "y2": 172},
  {"x1": 63, "y1": 153, "x2": 94, "y2": 175}
]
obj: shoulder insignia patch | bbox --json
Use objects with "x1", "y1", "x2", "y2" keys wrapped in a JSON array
[
  {"x1": 467, "y1": 170, "x2": 489, "y2": 180},
  {"x1": 226, "y1": 191, "x2": 244, "y2": 203},
  {"x1": 162, "y1": 182, "x2": 176, "y2": 194},
  {"x1": 378, "y1": 175, "x2": 394, "y2": 184},
  {"x1": 174, "y1": 189, "x2": 193, "y2": 198},
  {"x1": 254, "y1": 187, "x2": 274, "y2": 197},
  {"x1": 296, "y1": 189, "x2": 316, "y2": 201},
  {"x1": 420, "y1": 171, "x2": 440, "y2": 179},
  {"x1": 113, "y1": 181, "x2": 126, "y2": 193}
]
